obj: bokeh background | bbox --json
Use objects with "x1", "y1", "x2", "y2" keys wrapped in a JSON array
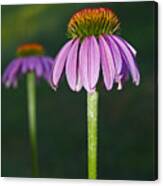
[{"x1": 1, "y1": 1, "x2": 157, "y2": 180}]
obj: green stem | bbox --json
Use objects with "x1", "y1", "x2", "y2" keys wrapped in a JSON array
[
  {"x1": 27, "y1": 73, "x2": 38, "y2": 177},
  {"x1": 87, "y1": 91, "x2": 98, "y2": 179}
]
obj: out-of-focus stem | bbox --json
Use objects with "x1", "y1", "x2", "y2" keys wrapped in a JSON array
[{"x1": 27, "y1": 73, "x2": 38, "y2": 177}]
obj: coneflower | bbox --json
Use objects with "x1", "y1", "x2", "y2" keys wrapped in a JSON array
[
  {"x1": 51, "y1": 8, "x2": 140, "y2": 179},
  {"x1": 2, "y1": 43, "x2": 53, "y2": 177}
]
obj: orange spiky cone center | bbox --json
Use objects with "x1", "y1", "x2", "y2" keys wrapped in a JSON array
[
  {"x1": 67, "y1": 8, "x2": 120, "y2": 39},
  {"x1": 16, "y1": 43, "x2": 45, "y2": 57}
]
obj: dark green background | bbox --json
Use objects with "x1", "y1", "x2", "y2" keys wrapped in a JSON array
[{"x1": 1, "y1": 1, "x2": 157, "y2": 180}]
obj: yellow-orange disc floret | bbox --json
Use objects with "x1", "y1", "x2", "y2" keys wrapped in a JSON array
[{"x1": 67, "y1": 8, "x2": 120, "y2": 39}]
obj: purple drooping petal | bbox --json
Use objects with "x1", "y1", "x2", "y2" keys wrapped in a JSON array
[
  {"x1": 79, "y1": 37, "x2": 90, "y2": 92},
  {"x1": 35, "y1": 58, "x2": 43, "y2": 78},
  {"x1": 2, "y1": 58, "x2": 22, "y2": 88},
  {"x1": 120, "y1": 59, "x2": 129, "y2": 82},
  {"x1": 117, "y1": 36, "x2": 137, "y2": 56},
  {"x1": 2, "y1": 58, "x2": 21, "y2": 82},
  {"x1": 88, "y1": 36, "x2": 100, "y2": 89},
  {"x1": 51, "y1": 39, "x2": 74, "y2": 88},
  {"x1": 111, "y1": 35, "x2": 140, "y2": 86},
  {"x1": 21, "y1": 58, "x2": 29, "y2": 74},
  {"x1": 125, "y1": 41, "x2": 137, "y2": 56},
  {"x1": 98, "y1": 35, "x2": 115, "y2": 90},
  {"x1": 41, "y1": 56, "x2": 53, "y2": 73},
  {"x1": 21, "y1": 56, "x2": 52, "y2": 80},
  {"x1": 104, "y1": 35, "x2": 123, "y2": 75},
  {"x1": 79, "y1": 37, "x2": 97, "y2": 92},
  {"x1": 115, "y1": 60, "x2": 129, "y2": 90},
  {"x1": 2, "y1": 55, "x2": 54, "y2": 88},
  {"x1": 66, "y1": 38, "x2": 81, "y2": 91},
  {"x1": 4, "y1": 76, "x2": 18, "y2": 88},
  {"x1": 40, "y1": 56, "x2": 53, "y2": 81},
  {"x1": 75, "y1": 71, "x2": 82, "y2": 92},
  {"x1": 104, "y1": 35, "x2": 133, "y2": 90},
  {"x1": 28, "y1": 56, "x2": 36, "y2": 71},
  {"x1": 22, "y1": 56, "x2": 43, "y2": 78}
]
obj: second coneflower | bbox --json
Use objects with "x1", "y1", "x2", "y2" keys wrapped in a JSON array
[
  {"x1": 51, "y1": 8, "x2": 140, "y2": 179},
  {"x1": 2, "y1": 43, "x2": 53, "y2": 177}
]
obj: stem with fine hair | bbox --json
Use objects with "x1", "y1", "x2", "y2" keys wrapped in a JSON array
[
  {"x1": 87, "y1": 91, "x2": 98, "y2": 179},
  {"x1": 27, "y1": 73, "x2": 38, "y2": 177}
]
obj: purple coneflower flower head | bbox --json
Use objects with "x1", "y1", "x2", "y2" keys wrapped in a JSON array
[
  {"x1": 51, "y1": 8, "x2": 140, "y2": 92},
  {"x1": 2, "y1": 43, "x2": 53, "y2": 88}
]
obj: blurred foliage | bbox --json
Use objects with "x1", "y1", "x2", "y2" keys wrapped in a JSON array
[{"x1": 1, "y1": 2, "x2": 157, "y2": 180}]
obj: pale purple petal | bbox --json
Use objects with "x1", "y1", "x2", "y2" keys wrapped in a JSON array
[
  {"x1": 120, "y1": 59, "x2": 129, "y2": 82},
  {"x1": 118, "y1": 36, "x2": 137, "y2": 56},
  {"x1": 115, "y1": 61, "x2": 129, "y2": 90},
  {"x1": 21, "y1": 56, "x2": 49, "y2": 79},
  {"x1": 28, "y1": 57, "x2": 36, "y2": 71},
  {"x1": 9, "y1": 77, "x2": 18, "y2": 88},
  {"x1": 2, "y1": 58, "x2": 22, "y2": 83},
  {"x1": 98, "y1": 35, "x2": 115, "y2": 90},
  {"x1": 21, "y1": 58, "x2": 29, "y2": 74},
  {"x1": 75, "y1": 71, "x2": 82, "y2": 92},
  {"x1": 104, "y1": 35, "x2": 123, "y2": 75},
  {"x1": 39, "y1": 56, "x2": 53, "y2": 80},
  {"x1": 2, "y1": 58, "x2": 22, "y2": 88},
  {"x1": 2, "y1": 55, "x2": 54, "y2": 88},
  {"x1": 52, "y1": 39, "x2": 74, "y2": 87},
  {"x1": 66, "y1": 39, "x2": 80, "y2": 91},
  {"x1": 35, "y1": 59, "x2": 43, "y2": 78},
  {"x1": 79, "y1": 37, "x2": 94, "y2": 92},
  {"x1": 111, "y1": 35, "x2": 140, "y2": 85},
  {"x1": 5, "y1": 80, "x2": 12, "y2": 88},
  {"x1": 88, "y1": 36, "x2": 100, "y2": 89},
  {"x1": 41, "y1": 56, "x2": 53, "y2": 73},
  {"x1": 21, "y1": 56, "x2": 43, "y2": 77},
  {"x1": 104, "y1": 35, "x2": 130, "y2": 90}
]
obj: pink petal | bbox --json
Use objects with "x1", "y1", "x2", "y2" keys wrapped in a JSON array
[
  {"x1": 21, "y1": 58, "x2": 29, "y2": 74},
  {"x1": 79, "y1": 37, "x2": 89, "y2": 92},
  {"x1": 111, "y1": 35, "x2": 140, "y2": 85},
  {"x1": 79, "y1": 37, "x2": 92, "y2": 92},
  {"x1": 99, "y1": 35, "x2": 115, "y2": 90},
  {"x1": 28, "y1": 57, "x2": 36, "y2": 71},
  {"x1": 35, "y1": 59, "x2": 43, "y2": 78},
  {"x1": 52, "y1": 39, "x2": 74, "y2": 87},
  {"x1": 88, "y1": 36, "x2": 100, "y2": 89},
  {"x1": 66, "y1": 39, "x2": 80, "y2": 91},
  {"x1": 120, "y1": 36, "x2": 137, "y2": 56},
  {"x1": 39, "y1": 56, "x2": 53, "y2": 81},
  {"x1": 79, "y1": 36, "x2": 100, "y2": 92},
  {"x1": 104, "y1": 35, "x2": 123, "y2": 75},
  {"x1": 2, "y1": 58, "x2": 22, "y2": 82},
  {"x1": 75, "y1": 72, "x2": 82, "y2": 92}
]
